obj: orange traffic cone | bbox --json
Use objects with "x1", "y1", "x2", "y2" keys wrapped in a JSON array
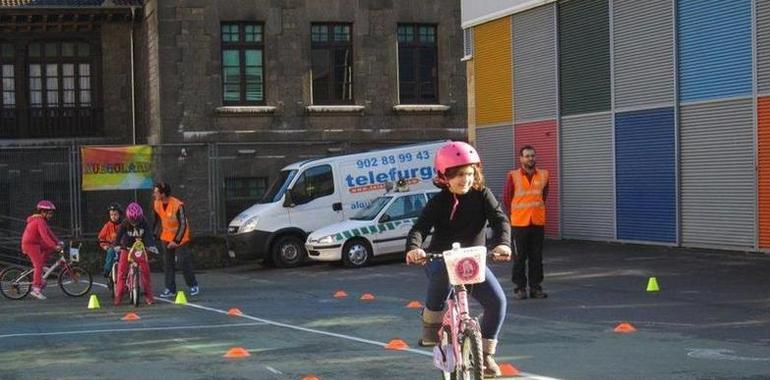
[
  {"x1": 614, "y1": 322, "x2": 637, "y2": 333},
  {"x1": 360, "y1": 293, "x2": 375, "y2": 301},
  {"x1": 333, "y1": 290, "x2": 348, "y2": 298},
  {"x1": 223, "y1": 347, "x2": 251, "y2": 358},
  {"x1": 385, "y1": 338, "x2": 409, "y2": 351},
  {"x1": 405, "y1": 300, "x2": 422, "y2": 309},
  {"x1": 499, "y1": 363, "x2": 520, "y2": 376},
  {"x1": 301, "y1": 375, "x2": 320, "y2": 380},
  {"x1": 121, "y1": 312, "x2": 140, "y2": 321},
  {"x1": 227, "y1": 308, "x2": 243, "y2": 316}
]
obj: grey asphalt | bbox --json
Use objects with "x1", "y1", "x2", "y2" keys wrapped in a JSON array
[{"x1": 1, "y1": 240, "x2": 769, "y2": 380}]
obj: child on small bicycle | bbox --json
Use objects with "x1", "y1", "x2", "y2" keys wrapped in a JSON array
[
  {"x1": 20, "y1": 200, "x2": 63, "y2": 300},
  {"x1": 98, "y1": 203, "x2": 123, "y2": 278},
  {"x1": 405, "y1": 141, "x2": 512, "y2": 378},
  {"x1": 113, "y1": 202, "x2": 159, "y2": 306}
]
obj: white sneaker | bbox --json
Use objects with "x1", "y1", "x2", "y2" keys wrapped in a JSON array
[{"x1": 30, "y1": 290, "x2": 47, "y2": 300}]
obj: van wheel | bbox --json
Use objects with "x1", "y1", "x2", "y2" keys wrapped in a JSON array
[
  {"x1": 272, "y1": 236, "x2": 307, "y2": 268},
  {"x1": 342, "y1": 239, "x2": 372, "y2": 268}
]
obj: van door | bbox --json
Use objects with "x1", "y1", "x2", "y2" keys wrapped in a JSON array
[
  {"x1": 286, "y1": 164, "x2": 345, "y2": 232},
  {"x1": 374, "y1": 193, "x2": 427, "y2": 255}
]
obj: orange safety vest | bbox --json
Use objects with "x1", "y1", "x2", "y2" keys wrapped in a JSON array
[
  {"x1": 509, "y1": 169, "x2": 549, "y2": 227},
  {"x1": 153, "y1": 196, "x2": 191, "y2": 245}
]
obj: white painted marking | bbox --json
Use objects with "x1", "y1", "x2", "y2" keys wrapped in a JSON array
[
  {"x1": 264, "y1": 366, "x2": 283, "y2": 375},
  {"x1": 687, "y1": 349, "x2": 770, "y2": 362},
  {"x1": 0, "y1": 322, "x2": 267, "y2": 339},
  {"x1": 155, "y1": 298, "x2": 563, "y2": 380}
]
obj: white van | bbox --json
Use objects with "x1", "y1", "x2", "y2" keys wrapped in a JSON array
[{"x1": 226, "y1": 141, "x2": 445, "y2": 267}]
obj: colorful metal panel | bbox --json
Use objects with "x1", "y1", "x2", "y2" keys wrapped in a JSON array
[
  {"x1": 476, "y1": 125, "x2": 515, "y2": 198},
  {"x1": 760, "y1": 0, "x2": 770, "y2": 95},
  {"x1": 759, "y1": 97, "x2": 770, "y2": 248},
  {"x1": 558, "y1": 0, "x2": 611, "y2": 116},
  {"x1": 677, "y1": 0, "x2": 753, "y2": 102},
  {"x1": 615, "y1": 108, "x2": 676, "y2": 243},
  {"x1": 514, "y1": 120, "x2": 559, "y2": 238},
  {"x1": 613, "y1": 0, "x2": 674, "y2": 109},
  {"x1": 474, "y1": 17, "x2": 513, "y2": 126},
  {"x1": 513, "y1": 3, "x2": 557, "y2": 122},
  {"x1": 680, "y1": 99, "x2": 755, "y2": 249},
  {"x1": 560, "y1": 113, "x2": 614, "y2": 240}
]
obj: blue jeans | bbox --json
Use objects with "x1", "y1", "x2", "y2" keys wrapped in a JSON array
[
  {"x1": 103, "y1": 247, "x2": 118, "y2": 275},
  {"x1": 424, "y1": 260, "x2": 507, "y2": 340}
]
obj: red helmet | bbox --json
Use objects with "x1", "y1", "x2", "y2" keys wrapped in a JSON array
[
  {"x1": 434, "y1": 141, "x2": 481, "y2": 176},
  {"x1": 36, "y1": 200, "x2": 56, "y2": 211}
]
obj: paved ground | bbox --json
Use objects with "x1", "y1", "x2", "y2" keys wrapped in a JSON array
[{"x1": 1, "y1": 240, "x2": 770, "y2": 380}]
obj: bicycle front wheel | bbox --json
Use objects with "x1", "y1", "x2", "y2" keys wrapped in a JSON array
[
  {"x1": 0, "y1": 267, "x2": 32, "y2": 300},
  {"x1": 452, "y1": 328, "x2": 483, "y2": 380},
  {"x1": 58, "y1": 266, "x2": 93, "y2": 297},
  {"x1": 130, "y1": 267, "x2": 140, "y2": 307}
]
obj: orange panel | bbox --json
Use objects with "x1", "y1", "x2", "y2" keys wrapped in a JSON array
[
  {"x1": 473, "y1": 17, "x2": 513, "y2": 127},
  {"x1": 759, "y1": 96, "x2": 770, "y2": 248}
]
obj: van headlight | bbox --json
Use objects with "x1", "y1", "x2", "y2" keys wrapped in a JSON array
[{"x1": 239, "y1": 216, "x2": 260, "y2": 233}]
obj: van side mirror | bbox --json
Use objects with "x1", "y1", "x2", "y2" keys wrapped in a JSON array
[
  {"x1": 283, "y1": 189, "x2": 295, "y2": 207},
  {"x1": 379, "y1": 214, "x2": 391, "y2": 223}
]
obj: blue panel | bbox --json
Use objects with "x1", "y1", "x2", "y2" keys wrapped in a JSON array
[
  {"x1": 678, "y1": 0, "x2": 752, "y2": 101},
  {"x1": 615, "y1": 108, "x2": 676, "y2": 242}
]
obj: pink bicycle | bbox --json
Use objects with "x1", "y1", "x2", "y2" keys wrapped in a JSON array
[{"x1": 427, "y1": 243, "x2": 491, "y2": 380}]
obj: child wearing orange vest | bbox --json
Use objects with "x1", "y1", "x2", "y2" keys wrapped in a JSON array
[{"x1": 98, "y1": 203, "x2": 123, "y2": 277}]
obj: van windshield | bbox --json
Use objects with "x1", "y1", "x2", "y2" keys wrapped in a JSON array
[
  {"x1": 350, "y1": 196, "x2": 392, "y2": 220},
  {"x1": 260, "y1": 170, "x2": 297, "y2": 203}
]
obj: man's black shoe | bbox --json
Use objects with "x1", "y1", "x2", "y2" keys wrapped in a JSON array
[
  {"x1": 514, "y1": 288, "x2": 528, "y2": 300},
  {"x1": 529, "y1": 288, "x2": 548, "y2": 299}
]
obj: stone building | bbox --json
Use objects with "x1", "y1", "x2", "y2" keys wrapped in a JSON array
[{"x1": 0, "y1": 0, "x2": 466, "y2": 237}]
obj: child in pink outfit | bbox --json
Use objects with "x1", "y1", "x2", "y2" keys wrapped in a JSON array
[{"x1": 20, "y1": 200, "x2": 61, "y2": 300}]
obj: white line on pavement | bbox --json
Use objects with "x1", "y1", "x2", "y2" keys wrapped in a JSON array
[
  {"x1": 155, "y1": 298, "x2": 563, "y2": 380},
  {"x1": 0, "y1": 322, "x2": 267, "y2": 339}
]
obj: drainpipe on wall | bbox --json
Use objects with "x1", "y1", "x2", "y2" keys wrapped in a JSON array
[{"x1": 130, "y1": 7, "x2": 137, "y2": 145}]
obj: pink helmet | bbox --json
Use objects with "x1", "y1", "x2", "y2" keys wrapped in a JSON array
[
  {"x1": 36, "y1": 200, "x2": 56, "y2": 211},
  {"x1": 125, "y1": 202, "x2": 144, "y2": 223},
  {"x1": 434, "y1": 141, "x2": 481, "y2": 176}
]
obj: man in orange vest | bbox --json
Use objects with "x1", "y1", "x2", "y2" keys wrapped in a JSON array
[
  {"x1": 502, "y1": 145, "x2": 549, "y2": 300},
  {"x1": 153, "y1": 182, "x2": 199, "y2": 298}
]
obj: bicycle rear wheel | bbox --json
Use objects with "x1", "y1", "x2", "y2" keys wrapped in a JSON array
[
  {"x1": 58, "y1": 266, "x2": 93, "y2": 297},
  {"x1": 0, "y1": 267, "x2": 32, "y2": 300},
  {"x1": 452, "y1": 328, "x2": 483, "y2": 380},
  {"x1": 130, "y1": 267, "x2": 140, "y2": 307}
]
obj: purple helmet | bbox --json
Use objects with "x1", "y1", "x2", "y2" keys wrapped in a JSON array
[
  {"x1": 36, "y1": 200, "x2": 56, "y2": 211},
  {"x1": 125, "y1": 202, "x2": 144, "y2": 223}
]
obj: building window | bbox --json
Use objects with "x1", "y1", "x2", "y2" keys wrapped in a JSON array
[
  {"x1": 224, "y1": 176, "x2": 267, "y2": 223},
  {"x1": 1, "y1": 42, "x2": 16, "y2": 137},
  {"x1": 397, "y1": 24, "x2": 438, "y2": 104},
  {"x1": 311, "y1": 23, "x2": 353, "y2": 104},
  {"x1": 462, "y1": 28, "x2": 473, "y2": 60},
  {"x1": 27, "y1": 41, "x2": 97, "y2": 137},
  {"x1": 221, "y1": 22, "x2": 265, "y2": 105}
]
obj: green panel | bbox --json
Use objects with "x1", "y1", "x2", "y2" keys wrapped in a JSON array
[{"x1": 559, "y1": 0, "x2": 611, "y2": 115}]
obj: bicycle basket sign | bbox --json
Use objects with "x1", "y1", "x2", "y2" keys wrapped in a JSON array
[{"x1": 443, "y1": 246, "x2": 486, "y2": 285}]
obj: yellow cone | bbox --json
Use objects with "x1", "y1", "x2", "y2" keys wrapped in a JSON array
[
  {"x1": 646, "y1": 277, "x2": 660, "y2": 292},
  {"x1": 175, "y1": 290, "x2": 188, "y2": 304},
  {"x1": 87, "y1": 294, "x2": 101, "y2": 309}
]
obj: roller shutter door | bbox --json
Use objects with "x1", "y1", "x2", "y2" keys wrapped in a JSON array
[
  {"x1": 514, "y1": 120, "x2": 559, "y2": 238},
  {"x1": 474, "y1": 17, "x2": 513, "y2": 126},
  {"x1": 476, "y1": 125, "x2": 515, "y2": 198},
  {"x1": 513, "y1": 4, "x2": 557, "y2": 122}
]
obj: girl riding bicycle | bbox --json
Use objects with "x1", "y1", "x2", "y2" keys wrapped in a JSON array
[
  {"x1": 98, "y1": 203, "x2": 123, "y2": 278},
  {"x1": 113, "y1": 202, "x2": 159, "y2": 306},
  {"x1": 405, "y1": 141, "x2": 512, "y2": 378},
  {"x1": 21, "y1": 200, "x2": 63, "y2": 300}
]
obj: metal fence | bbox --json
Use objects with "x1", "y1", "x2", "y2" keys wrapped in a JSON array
[{"x1": 0, "y1": 141, "x2": 338, "y2": 240}]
